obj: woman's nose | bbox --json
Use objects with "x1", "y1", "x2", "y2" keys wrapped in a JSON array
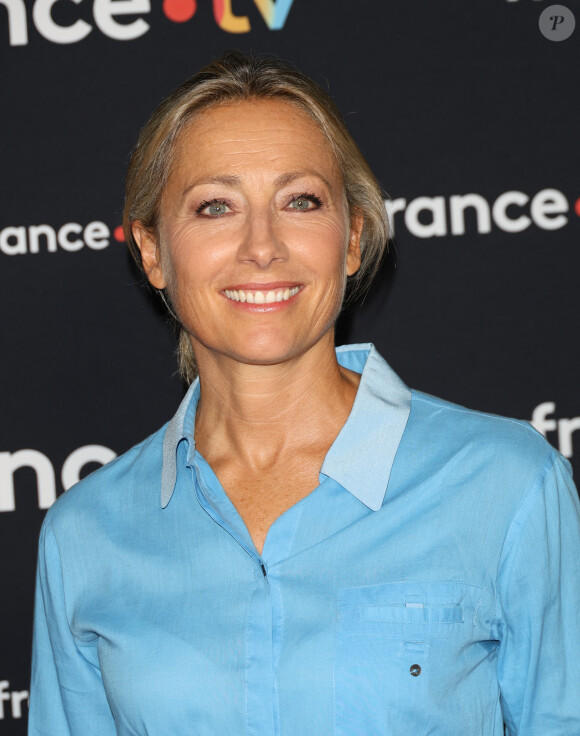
[{"x1": 237, "y1": 211, "x2": 288, "y2": 268}]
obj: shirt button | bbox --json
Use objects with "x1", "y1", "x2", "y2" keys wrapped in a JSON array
[{"x1": 409, "y1": 664, "x2": 421, "y2": 677}]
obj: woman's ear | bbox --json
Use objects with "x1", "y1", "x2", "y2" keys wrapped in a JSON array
[
  {"x1": 132, "y1": 222, "x2": 167, "y2": 290},
  {"x1": 346, "y1": 210, "x2": 363, "y2": 276}
]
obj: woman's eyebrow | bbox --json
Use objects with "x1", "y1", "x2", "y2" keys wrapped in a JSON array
[
  {"x1": 180, "y1": 171, "x2": 333, "y2": 203},
  {"x1": 274, "y1": 171, "x2": 332, "y2": 189},
  {"x1": 180, "y1": 175, "x2": 241, "y2": 201}
]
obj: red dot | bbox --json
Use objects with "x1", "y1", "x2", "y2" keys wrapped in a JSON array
[
  {"x1": 113, "y1": 226, "x2": 125, "y2": 243},
  {"x1": 163, "y1": 0, "x2": 197, "y2": 22},
  {"x1": 575, "y1": 198, "x2": 580, "y2": 217}
]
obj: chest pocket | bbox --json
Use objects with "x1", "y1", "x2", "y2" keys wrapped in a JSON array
[{"x1": 334, "y1": 581, "x2": 478, "y2": 736}]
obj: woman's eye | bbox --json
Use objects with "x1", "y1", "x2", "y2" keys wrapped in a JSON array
[
  {"x1": 208, "y1": 202, "x2": 228, "y2": 216},
  {"x1": 289, "y1": 194, "x2": 322, "y2": 211},
  {"x1": 197, "y1": 200, "x2": 230, "y2": 217}
]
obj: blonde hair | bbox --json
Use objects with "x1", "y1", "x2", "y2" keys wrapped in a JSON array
[{"x1": 123, "y1": 50, "x2": 390, "y2": 384}]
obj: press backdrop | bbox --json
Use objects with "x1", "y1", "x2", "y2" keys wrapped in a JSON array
[{"x1": 1, "y1": 1, "x2": 579, "y2": 732}]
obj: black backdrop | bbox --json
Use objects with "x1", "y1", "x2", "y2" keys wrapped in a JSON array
[{"x1": 1, "y1": 1, "x2": 579, "y2": 731}]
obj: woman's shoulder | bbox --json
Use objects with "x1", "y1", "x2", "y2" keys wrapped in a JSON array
[
  {"x1": 43, "y1": 422, "x2": 169, "y2": 532},
  {"x1": 408, "y1": 389, "x2": 560, "y2": 474},
  {"x1": 400, "y1": 390, "x2": 576, "y2": 530}
]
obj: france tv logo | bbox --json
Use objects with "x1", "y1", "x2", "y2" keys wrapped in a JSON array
[
  {"x1": 0, "y1": 0, "x2": 297, "y2": 47},
  {"x1": 162, "y1": 0, "x2": 296, "y2": 32}
]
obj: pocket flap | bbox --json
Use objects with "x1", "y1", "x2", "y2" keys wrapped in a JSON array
[
  {"x1": 338, "y1": 581, "x2": 480, "y2": 638},
  {"x1": 358, "y1": 603, "x2": 464, "y2": 624}
]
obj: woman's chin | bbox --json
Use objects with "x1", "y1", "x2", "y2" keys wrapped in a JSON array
[
  {"x1": 191, "y1": 322, "x2": 335, "y2": 371},
  {"x1": 230, "y1": 345, "x2": 306, "y2": 369},
  {"x1": 205, "y1": 341, "x2": 317, "y2": 371}
]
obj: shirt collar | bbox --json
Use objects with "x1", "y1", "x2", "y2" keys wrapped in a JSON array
[{"x1": 161, "y1": 343, "x2": 412, "y2": 511}]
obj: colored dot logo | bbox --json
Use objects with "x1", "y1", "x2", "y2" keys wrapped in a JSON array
[
  {"x1": 163, "y1": 0, "x2": 197, "y2": 23},
  {"x1": 113, "y1": 226, "x2": 125, "y2": 242},
  {"x1": 575, "y1": 199, "x2": 580, "y2": 218}
]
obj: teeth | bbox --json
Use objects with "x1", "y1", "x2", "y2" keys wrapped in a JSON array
[{"x1": 224, "y1": 287, "x2": 300, "y2": 304}]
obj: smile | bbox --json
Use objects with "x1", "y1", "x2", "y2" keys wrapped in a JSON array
[{"x1": 223, "y1": 286, "x2": 301, "y2": 304}]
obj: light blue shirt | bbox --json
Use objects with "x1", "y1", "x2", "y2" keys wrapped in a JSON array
[{"x1": 30, "y1": 344, "x2": 580, "y2": 735}]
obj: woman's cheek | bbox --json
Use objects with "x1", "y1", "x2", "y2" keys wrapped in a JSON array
[{"x1": 286, "y1": 217, "x2": 348, "y2": 258}]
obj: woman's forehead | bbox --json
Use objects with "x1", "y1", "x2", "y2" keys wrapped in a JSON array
[
  {"x1": 171, "y1": 98, "x2": 340, "y2": 179},
  {"x1": 183, "y1": 97, "x2": 323, "y2": 136}
]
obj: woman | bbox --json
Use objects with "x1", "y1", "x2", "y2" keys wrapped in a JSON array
[{"x1": 30, "y1": 51, "x2": 580, "y2": 735}]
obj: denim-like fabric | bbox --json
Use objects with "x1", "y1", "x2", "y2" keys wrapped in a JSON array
[{"x1": 30, "y1": 344, "x2": 580, "y2": 735}]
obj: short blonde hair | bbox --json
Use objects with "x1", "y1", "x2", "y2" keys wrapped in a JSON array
[{"x1": 123, "y1": 50, "x2": 390, "y2": 384}]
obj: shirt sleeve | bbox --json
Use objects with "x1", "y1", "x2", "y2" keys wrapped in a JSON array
[
  {"x1": 29, "y1": 518, "x2": 117, "y2": 736},
  {"x1": 496, "y1": 450, "x2": 580, "y2": 735}
]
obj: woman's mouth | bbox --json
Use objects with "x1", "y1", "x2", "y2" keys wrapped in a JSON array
[{"x1": 223, "y1": 286, "x2": 301, "y2": 304}]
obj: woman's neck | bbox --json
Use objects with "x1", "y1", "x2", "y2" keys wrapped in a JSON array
[{"x1": 192, "y1": 334, "x2": 361, "y2": 470}]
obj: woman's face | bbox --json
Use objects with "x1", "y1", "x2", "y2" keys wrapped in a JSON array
[{"x1": 135, "y1": 99, "x2": 362, "y2": 370}]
